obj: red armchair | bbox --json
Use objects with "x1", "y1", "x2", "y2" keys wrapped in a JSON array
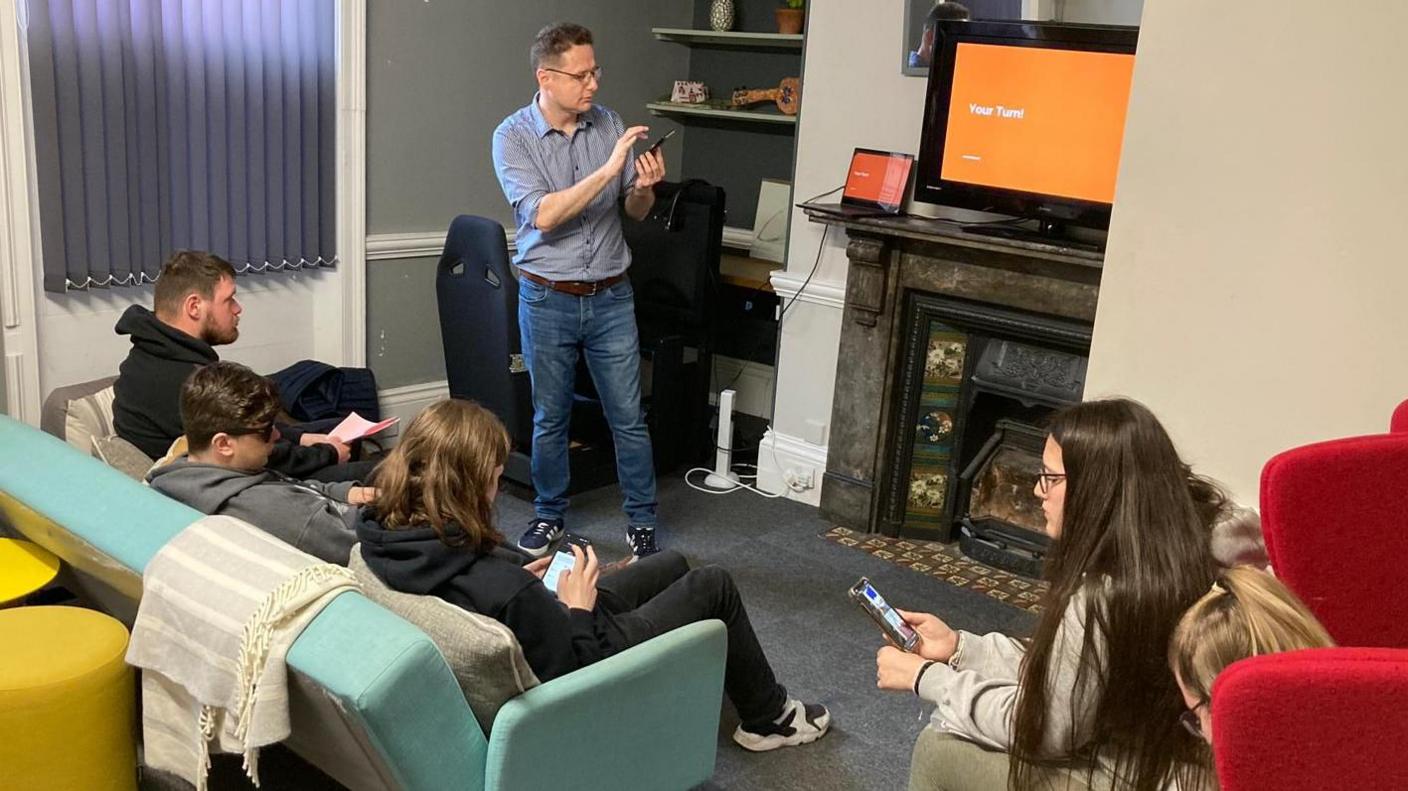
[
  {"x1": 1392, "y1": 398, "x2": 1408, "y2": 433},
  {"x1": 1212, "y1": 648, "x2": 1408, "y2": 791},
  {"x1": 1260, "y1": 433, "x2": 1408, "y2": 648}
]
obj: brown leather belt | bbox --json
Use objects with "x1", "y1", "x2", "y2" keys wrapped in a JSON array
[{"x1": 520, "y1": 270, "x2": 627, "y2": 297}]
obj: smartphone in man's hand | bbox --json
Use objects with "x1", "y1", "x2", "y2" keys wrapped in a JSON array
[{"x1": 644, "y1": 129, "x2": 676, "y2": 155}]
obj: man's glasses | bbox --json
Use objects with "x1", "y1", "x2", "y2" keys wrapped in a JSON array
[
  {"x1": 1179, "y1": 700, "x2": 1209, "y2": 739},
  {"x1": 1036, "y1": 471, "x2": 1067, "y2": 494},
  {"x1": 542, "y1": 66, "x2": 603, "y2": 85},
  {"x1": 222, "y1": 423, "x2": 276, "y2": 442}
]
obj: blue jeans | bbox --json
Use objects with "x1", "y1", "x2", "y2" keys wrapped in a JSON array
[{"x1": 518, "y1": 276, "x2": 658, "y2": 527}]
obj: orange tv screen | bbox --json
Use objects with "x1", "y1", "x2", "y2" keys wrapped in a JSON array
[{"x1": 939, "y1": 43, "x2": 1134, "y2": 204}]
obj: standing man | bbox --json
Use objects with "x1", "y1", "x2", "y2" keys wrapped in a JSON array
[{"x1": 492, "y1": 23, "x2": 666, "y2": 559}]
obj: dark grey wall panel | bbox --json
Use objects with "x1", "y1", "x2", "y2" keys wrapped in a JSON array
[
  {"x1": 367, "y1": 2, "x2": 693, "y2": 234},
  {"x1": 680, "y1": 43, "x2": 800, "y2": 225},
  {"x1": 366, "y1": 2, "x2": 693, "y2": 387},
  {"x1": 682, "y1": 0, "x2": 803, "y2": 224}
]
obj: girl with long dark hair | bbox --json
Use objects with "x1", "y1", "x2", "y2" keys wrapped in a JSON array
[{"x1": 877, "y1": 398, "x2": 1221, "y2": 790}]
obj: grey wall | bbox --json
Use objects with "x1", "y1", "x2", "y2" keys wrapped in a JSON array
[
  {"x1": 365, "y1": 2, "x2": 693, "y2": 388},
  {"x1": 682, "y1": 0, "x2": 804, "y2": 226}
]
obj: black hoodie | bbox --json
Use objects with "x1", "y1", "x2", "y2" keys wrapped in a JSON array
[
  {"x1": 355, "y1": 512, "x2": 605, "y2": 683},
  {"x1": 112, "y1": 304, "x2": 333, "y2": 476}
]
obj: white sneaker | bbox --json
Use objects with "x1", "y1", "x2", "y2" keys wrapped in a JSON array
[{"x1": 732, "y1": 699, "x2": 831, "y2": 752}]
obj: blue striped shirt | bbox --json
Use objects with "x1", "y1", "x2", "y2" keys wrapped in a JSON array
[{"x1": 491, "y1": 95, "x2": 637, "y2": 280}]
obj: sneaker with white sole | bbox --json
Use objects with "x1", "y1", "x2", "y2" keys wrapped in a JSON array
[
  {"x1": 732, "y1": 699, "x2": 831, "y2": 752},
  {"x1": 626, "y1": 525, "x2": 660, "y2": 558},
  {"x1": 518, "y1": 517, "x2": 563, "y2": 559}
]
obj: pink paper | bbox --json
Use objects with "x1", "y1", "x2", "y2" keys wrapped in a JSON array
[{"x1": 328, "y1": 411, "x2": 399, "y2": 443}]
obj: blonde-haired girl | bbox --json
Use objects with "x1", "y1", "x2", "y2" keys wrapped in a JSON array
[{"x1": 1168, "y1": 566, "x2": 1334, "y2": 747}]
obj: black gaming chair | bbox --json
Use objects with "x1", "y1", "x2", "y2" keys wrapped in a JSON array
[{"x1": 435, "y1": 216, "x2": 534, "y2": 486}]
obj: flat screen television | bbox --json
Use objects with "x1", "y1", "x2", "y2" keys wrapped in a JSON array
[{"x1": 914, "y1": 21, "x2": 1139, "y2": 234}]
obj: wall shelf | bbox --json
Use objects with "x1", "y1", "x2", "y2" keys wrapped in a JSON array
[
  {"x1": 651, "y1": 28, "x2": 804, "y2": 49},
  {"x1": 646, "y1": 101, "x2": 796, "y2": 126}
]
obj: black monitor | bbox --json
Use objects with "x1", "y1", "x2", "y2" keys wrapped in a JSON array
[{"x1": 914, "y1": 21, "x2": 1139, "y2": 232}]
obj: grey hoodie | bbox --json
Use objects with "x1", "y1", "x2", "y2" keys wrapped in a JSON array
[{"x1": 147, "y1": 457, "x2": 361, "y2": 564}]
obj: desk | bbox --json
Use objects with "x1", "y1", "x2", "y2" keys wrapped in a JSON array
[
  {"x1": 720, "y1": 253, "x2": 782, "y2": 292},
  {"x1": 0, "y1": 538, "x2": 60, "y2": 605}
]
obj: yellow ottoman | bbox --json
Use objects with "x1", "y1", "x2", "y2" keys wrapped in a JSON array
[
  {"x1": 0, "y1": 537, "x2": 60, "y2": 605},
  {"x1": 0, "y1": 606, "x2": 136, "y2": 790}
]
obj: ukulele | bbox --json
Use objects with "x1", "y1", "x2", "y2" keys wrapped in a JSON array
[{"x1": 729, "y1": 77, "x2": 802, "y2": 115}]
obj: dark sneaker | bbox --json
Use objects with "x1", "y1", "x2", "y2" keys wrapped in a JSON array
[
  {"x1": 732, "y1": 699, "x2": 831, "y2": 752},
  {"x1": 626, "y1": 525, "x2": 660, "y2": 558},
  {"x1": 518, "y1": 517, "x2": 563, "y2": 558}
]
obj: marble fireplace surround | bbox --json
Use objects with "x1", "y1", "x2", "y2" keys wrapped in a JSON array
[{"x1": 801, "y1": 207, "x2": 1104, "y2": 537}]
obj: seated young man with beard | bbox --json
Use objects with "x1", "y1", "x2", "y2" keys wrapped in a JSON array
[
  {"x1": 112, "y1": 250, "x2": 365, "y2": 481},
  {"x1": 147, "y1": 361, "x2": 373, "y2": 564}
]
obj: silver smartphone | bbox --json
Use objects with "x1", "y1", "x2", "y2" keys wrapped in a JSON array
[{"x1": 849, "y1": 577, "x2": 920, "y2": 651}]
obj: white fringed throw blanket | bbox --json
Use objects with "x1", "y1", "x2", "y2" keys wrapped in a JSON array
[{"x1": 126, "y1": 515, "x2": 359, "y2": 789}]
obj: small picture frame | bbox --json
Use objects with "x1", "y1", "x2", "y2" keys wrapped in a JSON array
[{"x1": 901, "y1": 0, "x2": 1035, "y2": 77}]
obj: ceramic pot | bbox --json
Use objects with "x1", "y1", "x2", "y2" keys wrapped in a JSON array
[
  {"x1": 710, "y1": 0, "x2": 735, "y2": 32},
  {"x1": 775, "y1": 7, "x2": 803, "y2": 35}
]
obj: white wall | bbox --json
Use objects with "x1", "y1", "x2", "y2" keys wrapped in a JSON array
[
  {"x1": 1086, "y1": 1, "x2": 1408, "y2": 505},
  {"x1": 759, "y1": 0, "x2": 935, "y2": 503},
  {"x1": 35, "y1": 272, "x2": 338, "y2": 396}
]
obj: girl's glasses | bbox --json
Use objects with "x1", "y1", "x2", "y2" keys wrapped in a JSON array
[{"x1": 1179, "y1": 700, "x2": 1209, "y2": 738}]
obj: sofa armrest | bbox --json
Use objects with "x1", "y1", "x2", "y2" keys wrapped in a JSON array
[{"x1": 484, "y1": 619, "x2": 727, "y2": 791}]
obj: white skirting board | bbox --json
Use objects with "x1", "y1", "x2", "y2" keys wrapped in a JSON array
[
  {"x1": 755, "y1": 427, "x2": 828, "y2": 507},
  {"x1": 375, "y1": 379, "x2": 449, "y2": 445}
]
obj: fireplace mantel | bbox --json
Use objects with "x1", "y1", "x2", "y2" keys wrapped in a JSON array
[{"x1": 801, "y1": 205, "x2": 1105, "y2": 536}]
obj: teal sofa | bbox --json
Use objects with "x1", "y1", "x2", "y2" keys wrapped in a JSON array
[{"x1": 0, "y1": 415, "x2": 727, "y2": 790}]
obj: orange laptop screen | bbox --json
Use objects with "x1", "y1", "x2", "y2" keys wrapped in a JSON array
[
  {"x1": 844, "y1": 150, "x2": 914, "y2": 211},
  {"x1": 940, "y1": 43, "x2": 1134, "y2": 204}
]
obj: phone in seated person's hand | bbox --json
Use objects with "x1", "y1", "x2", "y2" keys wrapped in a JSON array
[
  {"x1": 849, "y1": 577, "x2": 920, "y2": 652},
  {"x1": 543, "y1": 533, "x2": 593, "y2": 596}
]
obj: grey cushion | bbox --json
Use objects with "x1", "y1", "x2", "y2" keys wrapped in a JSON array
[
  {"x1": 347, "y1": 545, "x2": 539, "y2": 733},
  {"x1": 41, "y1": 376, "x2": 119, "y2": 453},
  {"x1": 91, "y1": 435, "x2": 156, "y2": 481}
]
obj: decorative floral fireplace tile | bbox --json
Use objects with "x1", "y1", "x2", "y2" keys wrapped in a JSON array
[{"x1": 904, "y1": 325, "x2": 968, "y2": 529}]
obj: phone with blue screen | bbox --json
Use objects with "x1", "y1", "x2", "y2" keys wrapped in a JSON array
[
  {"x1": 542, "y1": 534, "x2": 592, "y2": 596},
  {"x1": 849, "y1": 577, "x2": 920, "y2": 651}
]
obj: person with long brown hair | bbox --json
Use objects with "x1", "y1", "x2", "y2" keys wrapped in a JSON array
[
  {"x1": 1168, "y1": 566, "x2": 1334, "y2": 751},
  {"x1": 876, "y1": 398, "x2": 1220, "y2": 790},
  {"x1": 355, "y1": 399, "x2": 831, "y2": 752}
]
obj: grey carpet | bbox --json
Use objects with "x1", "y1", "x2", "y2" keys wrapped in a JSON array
[{"x1": 150, "y1": 473, "x2": 1035, "y2": 791}]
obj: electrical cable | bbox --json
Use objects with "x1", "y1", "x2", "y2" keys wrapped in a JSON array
[{"x1": 683, "y1": 466, "x2": 785, "y2": 498}]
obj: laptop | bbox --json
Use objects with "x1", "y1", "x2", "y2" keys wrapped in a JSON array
[{"x1": 810, "y1": 148, "x2": 915, "y2": 218}]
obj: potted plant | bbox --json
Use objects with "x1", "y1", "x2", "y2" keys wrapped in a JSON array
[{"x1": 775, "y1": 0, "x2": 804, "y2": 35}]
